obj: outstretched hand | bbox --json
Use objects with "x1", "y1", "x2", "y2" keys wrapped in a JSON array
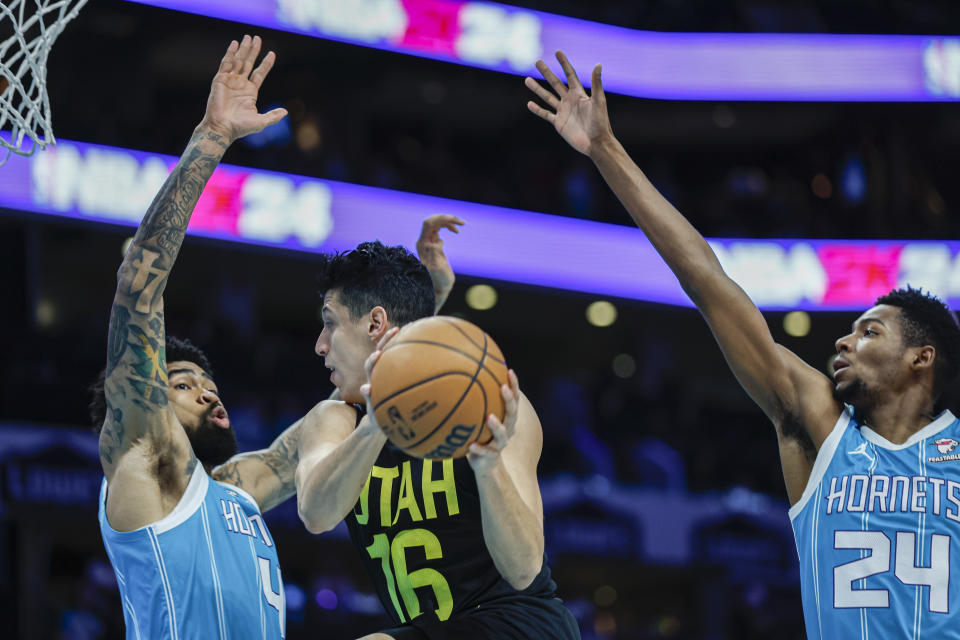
[
  {"x1": 524, "y1": 51, "x2": 611, "y2": 156},
  {"x1": 200, "y1": 35, "x2": 288, "y2": 144},
  {"x1": 417, "y1": 214, "x2": 464, "y2": 313}
]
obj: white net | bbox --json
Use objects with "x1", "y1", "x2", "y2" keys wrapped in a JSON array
[{"x1": 0, "y1": 0, "x2": 89, "y2": 166}]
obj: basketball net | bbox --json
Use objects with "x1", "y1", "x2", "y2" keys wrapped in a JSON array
[{"x1": 0, "y1": 0, "x2": 89, "y2": 166}]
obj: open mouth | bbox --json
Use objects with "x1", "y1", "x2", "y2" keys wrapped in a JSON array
[{"x1": 209, "y1": 406, "x2": 230, "y2": 429}]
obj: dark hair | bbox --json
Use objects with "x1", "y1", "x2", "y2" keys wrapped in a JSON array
[
  {"x1": 89, "y1": 336, "x2": 214, "y2": 431},
  {"x1": 316, "y1": 241, "x2": 435, "y2": 326},
  {"x1": 875, "y1": 287, "x2": 960, "y2": 396}
]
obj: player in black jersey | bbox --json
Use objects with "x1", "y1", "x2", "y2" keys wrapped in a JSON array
[{"x1": 295, "y1": 241, "x2": 580, "y2": 639}]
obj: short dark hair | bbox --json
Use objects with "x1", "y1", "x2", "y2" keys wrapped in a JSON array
[
  {"x1": 875, "y1": 287, "x2": 960, "y2": 396},
  {"x1": 89, "y1": 336, "x2": 214, "y2": 431},
  {"x1": 316, "y1": 241, "x2": 434, "y2": 326}
]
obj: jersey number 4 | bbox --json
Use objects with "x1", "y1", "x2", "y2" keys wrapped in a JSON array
[
  {"x1": 833, "y1": 530, "x2": 950, "y2": 613},
  {"x1": 258, "y1": 556, "x2": 286, "y2": 638},
  {"x1": 366, "y1": 528, "x2": 454, "y2": 623}
]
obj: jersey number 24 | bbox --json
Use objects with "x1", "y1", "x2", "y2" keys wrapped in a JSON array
[{"x1": 834, "y1": 530, "x2": 949, "y2": 613}]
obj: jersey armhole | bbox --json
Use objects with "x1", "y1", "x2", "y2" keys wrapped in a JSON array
[
  {"x1": 101, "y1": 463, "x2": 208, "y2": 536},
  {"x1": 788, "y1": 407, "x2": 852, "y2": 521}
]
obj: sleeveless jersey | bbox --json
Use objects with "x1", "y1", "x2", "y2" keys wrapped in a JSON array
[
  {"x1": 99, "y1": 464, "x2": 286, "y2": 640},
  {"x1": 345, "y1": 440, "x2": 560, "y2": 627},
  {"x1": 790, "y1": 406, "x2": 960, "y2": 639}
]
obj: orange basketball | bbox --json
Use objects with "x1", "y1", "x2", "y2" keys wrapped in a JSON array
[{"x1": 368, "y1": 316, "x2": 508, "y2": 458}]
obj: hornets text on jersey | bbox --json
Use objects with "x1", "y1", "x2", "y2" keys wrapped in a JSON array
[
  {"x1": 791, "y1": 405, "x2": 960, "y2": 639},
  {"x1": 99, "y1": 464, "x2": 285, "y2": 640}
]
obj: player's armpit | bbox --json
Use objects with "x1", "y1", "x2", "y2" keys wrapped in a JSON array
[
  {"x1": 776, "y1": 345, "x2": 845, "y2": 448},
  {"x1": 778, "y1": 435, "x2": 817, "y2": 506}
]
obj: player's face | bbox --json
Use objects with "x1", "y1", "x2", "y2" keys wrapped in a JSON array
[
  {"x1": 316, "y1": 291, "x2": 376, "y2": 404},
  {"x1": 832, "y1": 305, "x2": 912, "y2": 409},
  {"x1": 167, "y1": 360, "x2": 237, "y2": 466}
]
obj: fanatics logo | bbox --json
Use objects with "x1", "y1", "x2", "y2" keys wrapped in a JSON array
[{"x1": 928, "y1": 438, "x2": 960, "y2": 462}]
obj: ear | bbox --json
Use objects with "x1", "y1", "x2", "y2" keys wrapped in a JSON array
[
  {"x1": 911, "y1": 345, "x2": 936, "y2": 372},
  {"x1": 368, "y1": 306, "x2": 390, "y2": 342}
]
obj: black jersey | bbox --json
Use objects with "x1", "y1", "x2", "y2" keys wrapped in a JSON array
[
  {"x1": 344, "y1": 426, "x2": 571, "y2": 634},
  {"x1": 344, "y1": 405, "x2": 579, "y2": 639}
]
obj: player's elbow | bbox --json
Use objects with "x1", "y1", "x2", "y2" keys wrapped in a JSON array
[
  {"x1": 297, "y1": 499, "x2": 334, "y2": 534},
  {"x1": 504, "y1": 562, "x2": 540, "y2": 591},
  {"x1": 296, "y1": 481, "x2": 334, "y2": 534}
]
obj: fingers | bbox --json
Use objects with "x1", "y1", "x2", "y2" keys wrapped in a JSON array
[
  {"x1": 220, "y1": 35, "x2": 274, "y2": 82},
  {"x1": 244, "y1": 35, "x2": 262, "y2": 78},
  {"x1": 234, "y1": 35, "x2": 256, "y2": 78},
  {"x1": 363, "y1": 349, "x2": 382, "y2": 379},
  {"x1": 526, "y1": 101, "x2": 556, "y2": 124},
  {"x1": 234, "y1": 35, "x2": 252, "y2": 75},
  {"x1": 499, "y1": 370, "x2": 519, "y2": 428},
  {"x1": 258, "y1": 107, "x2": 288, "y2": 129},
  {"x1": 591, "y1": 63, "x2": 604, "y2": 101},
  {"x1": 250, "y1": 49, "x2": 277, "y2": 88},
  {"x1": 219, "y1": 40, "x2": 239, "y2": 74},
  {"x1": 535, "y1": 59, "x2": 567, "y2": 97},
  {"x1": 418, "y1": 215, "x2": 464, "y2": 248},
  {"x1": 469, "y1": 416, "x2": 508, "y2": 459},
  {"x1": 555, "y1": 50, "x2": 583, "y2": 91},
  {"x1": 524, "y1": 76, "x2": 559, "y2": 110},
  {"x1": 376, "y1": 326, "x2": 400, "y2": 352},
  {"x1": 487, "y1": 413, "x2": 510, "y2": 448},
  {"x1": 360, "y1": 383, "x2": 370, "y2": 400},
  {"x1": 437, "y1": 214, "x2": 465, "y2": 232},
  {"x1": 507, "y1": 369, "x2": 519, "y2": 399}
]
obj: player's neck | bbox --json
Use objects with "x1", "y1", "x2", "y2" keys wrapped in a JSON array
[{"x1": 860, "y1": 389, "x2": 938, "y2": 445}]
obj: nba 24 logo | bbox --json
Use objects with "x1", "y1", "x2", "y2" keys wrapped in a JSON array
[{"x1": 934, "y1": 438, "x2": 958, "y2": 454}]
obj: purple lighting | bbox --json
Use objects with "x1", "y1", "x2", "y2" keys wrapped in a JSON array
[
  {"x1": 122, "y1": 0, "x2": 960, "y2": 102},
  {"x1": 314, "y1": 588, "x2": 338, "y2": 610},
  {"x1": 3, "y1": 137, "x2": 960, "y2": 311}
]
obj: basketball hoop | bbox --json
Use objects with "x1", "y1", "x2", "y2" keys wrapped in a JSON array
[{"x1": 0, "y1": 0, "x2": 89, "y2": 166}]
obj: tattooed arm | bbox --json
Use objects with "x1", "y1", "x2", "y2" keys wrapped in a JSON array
[
  {"x1": 99, "y1": 36, "x2": 287, "y2": 531},
  {"x1": 212, "y1": 418, "x2": 301, "y2": 512}
]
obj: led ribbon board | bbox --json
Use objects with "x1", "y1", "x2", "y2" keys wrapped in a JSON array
[
  {"x1": 2, "y1": 137, "x2": 959, "y2": 310},
  {"x1": 122, "y1": 0, "x2": 960, "y2": 101}
]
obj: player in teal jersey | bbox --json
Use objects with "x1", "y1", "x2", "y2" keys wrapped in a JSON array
[
  {"x1": 93, "y1": 36, "x2": 462, "y2": 640},
  {"x1": 94, "y1": 35, "x2": 294, "y2": 639},
  {"x1": 526, "y1": 51, "x2": 960, "y2": 638}
]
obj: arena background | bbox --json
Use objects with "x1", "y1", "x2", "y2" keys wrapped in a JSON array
[{"x1": 2, "y1": 1, "x2": 960, "y2": 638}]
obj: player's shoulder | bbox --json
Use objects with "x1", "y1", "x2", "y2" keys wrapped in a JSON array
[{"x1": 303, "y1": 399, "x2": 361, "y2": 434}]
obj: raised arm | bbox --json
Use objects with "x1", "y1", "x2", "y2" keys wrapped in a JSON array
[
  {"x1": 98, "y1": 37, "x2": 286, "y2": 521},
  {"x1": 525, "y1": 53, "x2": 840, "y2": 499},
  {"x1": 417, "y1": 214, "x2": 464, "y2": 314}
]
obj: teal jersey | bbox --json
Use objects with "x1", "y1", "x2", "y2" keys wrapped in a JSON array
[
  {"x1": 99, "y1": 464, "x2": 285, "y2": 640},
  {"x1": 791, "y1": 406, "x2": 960, "y2": 639}
]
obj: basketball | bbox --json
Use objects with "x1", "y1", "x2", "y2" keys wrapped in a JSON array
[{"x1": 368, "y1": 315, "x2": 508, "y2": 458}]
